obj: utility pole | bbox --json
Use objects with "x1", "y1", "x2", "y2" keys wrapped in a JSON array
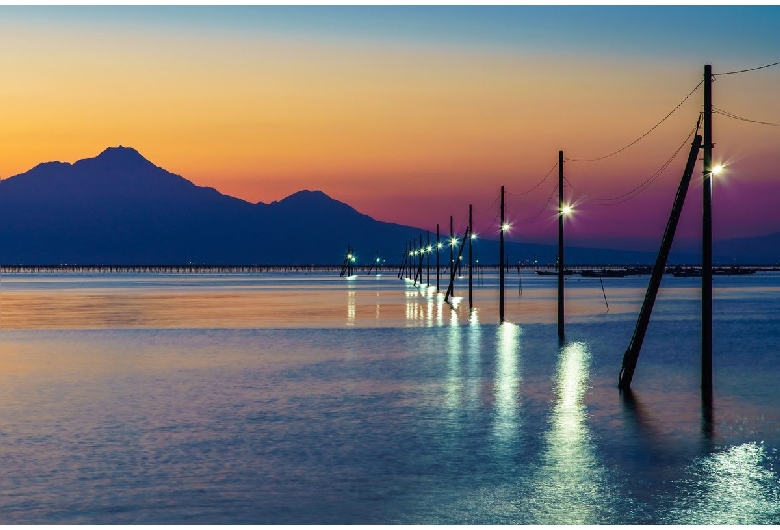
[
  {"x1": 558, "y1": 151, "x2": 565, "y2": 341},
  {"x1": 450, "y1": 215, "x2": 455, "y2": 297},
  {"x1": 469, "y1": 204, "x2": 473, "y2": 308},
  {"x1": 702, "y1": 64, "x2": 713, "y2": 399},
  {"x1": 436, "y1": 224, "x2": 440, "y2": 292},
  {"x1": 427, "y1": 231, "x2": 431, "y2": 287},
  {"x1": 500, "y1": 185, "x2": 505, "y2": 322}
]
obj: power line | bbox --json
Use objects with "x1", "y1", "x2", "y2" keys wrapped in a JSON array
[
  {"x1": 714, "y1": 60, "x2": 780, "y2": 76},
  {"x1": 516, "y1": 182, "x2": 558, "y2": 224},
  {"x1": 506, "y1": 161, "x2": 558, "y2": 197},
  {"x1": 565, "y1": 80, "x2": 703, "y2": 162},
  {"x1": 714, "y1": 106, "x2": 780, "y2": 127},
  {"x1": 565, "y1": 120, "x2": 699, "y2": 206}
]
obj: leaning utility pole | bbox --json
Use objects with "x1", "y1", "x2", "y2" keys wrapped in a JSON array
[
  {"x1": 702, "y1": 64, "x2": 713, "y2": 399},
  {"x1": 619, "y1": 127, "x2": 703, "y2": 389},
  {"x1": 558, "y1": 151, "x2": 565, "y2": 341}
]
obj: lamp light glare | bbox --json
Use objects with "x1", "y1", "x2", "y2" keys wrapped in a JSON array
[
  {"x1": 501, "y1": 223, "x2": 511, "y2": 232},
  {"x1": 562, "y1": 205, "x2": 573, "y2": 216},
  {"x1": 713, "y1": 164, "x2": 723, "y2": 176}
]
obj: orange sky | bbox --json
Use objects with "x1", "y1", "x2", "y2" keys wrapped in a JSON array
[{"x1": 0, "y1": 7, "x2": 778, "y2": 247}]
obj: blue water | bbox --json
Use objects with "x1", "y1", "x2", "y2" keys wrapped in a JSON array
[{"x1": 1, "y1": 272, "x2": 778, "y2": 523}]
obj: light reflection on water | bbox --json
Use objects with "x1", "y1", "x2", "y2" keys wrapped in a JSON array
[
  {"x1": 2, "y1": 272, "x2": 780, "y2": 523},
  {"x1": 492, "y1": 322, "x2": 520, "y2": 448},
  {"x1": 526, "y1": 341, "x2": 608, "y2": 524}
]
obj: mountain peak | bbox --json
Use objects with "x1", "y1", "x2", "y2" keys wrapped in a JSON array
[{"x1": 95, "y1": 145, "x2": 149, "y2": 163}]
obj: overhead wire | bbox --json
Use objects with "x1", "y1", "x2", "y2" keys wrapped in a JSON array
[
  {"x1": 515, "y1": 182, "x2": 559, "y2": 224},
  {"x1": 714, "y1": 106, "x2": 780, "y2": 127},
  {"x1": 714, "y1": 60, "x2": 780, "y2": 76},
  {"x1": 564, "y1": 80, "x2": 703, "y2": 162},
  {"x1": 564, "y1": 118, "x2": 700, "y2": 206},
  {"x1": 506, "y1": 161, "x2": 558, "y2": 197}
]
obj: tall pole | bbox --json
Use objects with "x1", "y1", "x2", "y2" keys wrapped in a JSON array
[
  {"x1": 469, "y1": 204, "x2": 473, "y2": 308},
  {"x1": 427, "y1": 231, "x2": 431, "y2": 287},
  {"x1": 702, "y1": 64, "x2": 713, "y2": 399},
  {"x1": 558, "y1": 150, "x2": 565, "y2": 341},
  {"x1": 436, "y1": 224, "x2": 440, "y2": 292},
  {"x1": 450, "y1": 215, "x2": 454, "y2": 297},
  {"x1": 500, "y1": 186, "x2": 505, "y2": 322}
]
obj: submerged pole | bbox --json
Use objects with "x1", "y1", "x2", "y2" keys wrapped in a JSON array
[
  {"x1": 450, "y1": 215, "x2": 454, "y2": 296},
  {"x1": 558, "y1": 151, "x2": 565, "y2": 341},
  {"x1": 499, "y1": 186, "x2": 505, "y2": 322},
  {"x1": 702, "y1": 64, "x2": 713, "y2": 399},
  {"x1": 469, "y1": 204, "x2": 473, "y2": 309},
  {"x1": 436, "y1": 223, "x2": 440, "y2": 292},
  {"x1": 427, "y1": 230, "x2": 431, "y2": 287}
]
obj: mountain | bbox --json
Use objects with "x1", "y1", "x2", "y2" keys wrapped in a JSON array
[
  {"x1": 711, "y1": 232, "x2": 780, "y2": 265},
  {"x1": 0, "y1": 146, "x2": 767, "y2": 265}
]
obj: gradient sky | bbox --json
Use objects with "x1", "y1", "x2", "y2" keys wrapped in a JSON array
[{"x1": 1, "y1": 6, "x2": 779, "y2": 251}]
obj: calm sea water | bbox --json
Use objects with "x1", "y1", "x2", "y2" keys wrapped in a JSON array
[{"x1": 1, "y1": 271, "x2": 779, "y2": 523}]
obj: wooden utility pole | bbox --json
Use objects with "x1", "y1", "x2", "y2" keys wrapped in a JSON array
[
  {"x1": 450, "y1": 215, "x2": 455, "y2": 297},
  {"x1": 619, "y1": 130, "x2": 703, "y2": 389},
  {"x1": 469, "y1": 204, "x2": 473, "y2": 308},
  {"x1": 427, "y1": 231, "x2": 431, "y2": 287},
  {"x1": 702, "y1": 64, "x2": 713, "y2": 398},
  {"x1": 558, "y1": 151, "x2": 565, "y2": 341},
  {"x1": 500, "y1": 186, "x2": 505, "y2": 322},
  {"x1": 436, "y1": 224, "x2": 440, "y2": 292}
]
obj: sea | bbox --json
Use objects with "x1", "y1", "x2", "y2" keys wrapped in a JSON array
[{"x1": 1, "y1": 270, "x2": 779, "y2": 524}]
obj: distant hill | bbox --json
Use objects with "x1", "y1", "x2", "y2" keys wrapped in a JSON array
[{"x1": 0, "y1": 146, "x2": 768, "y2": 265}]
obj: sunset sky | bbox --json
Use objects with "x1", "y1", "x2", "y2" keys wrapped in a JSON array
[{"x1": 0, "y1": 6, "x2": 778, "y2": 250}]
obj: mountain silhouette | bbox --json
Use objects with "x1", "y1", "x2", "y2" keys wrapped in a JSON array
[{"x1": 0, "y1": 146, "x2": 766, "y2": 266}]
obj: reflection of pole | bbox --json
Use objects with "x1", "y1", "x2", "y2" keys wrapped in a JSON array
[
  {"x1": 499, "y1": 186, "x2": 505, "y2": 322},
  {"x1": 702, "y1": 64, "x2": 713, "y2": 399},
  {"x1": 436, "y1": 224, "x2": 440, "y2": 292},
  {"x1": 558, "y1": 151, "x2": 565, "y2": 341},
  {"x1": 469, "y1": 204, "x2": 473, "y2": 309},
  {"x1": 619, "y1": 131, "x2": 702, "y2": 389}
]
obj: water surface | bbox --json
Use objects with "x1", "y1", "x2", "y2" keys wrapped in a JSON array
[{"x1": 1, "y1": 272, "x2": 778, "y2": 523}]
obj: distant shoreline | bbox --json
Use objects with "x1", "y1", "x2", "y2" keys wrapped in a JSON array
[{"x1": 0, "y1": 264, "x2": 777, "y2": 274}]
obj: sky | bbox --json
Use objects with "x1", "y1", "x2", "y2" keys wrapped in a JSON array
[{"x1": 0, "y1": 5, "x2": 779, "y2": 251}]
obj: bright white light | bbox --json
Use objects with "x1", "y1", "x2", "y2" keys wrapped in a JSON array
[
  {"x1": 471, "y1": 233, "x2": 477, "y2": 240},
  {"x1": 437, "y1": 242, "x2": 443, "y2": 249},
  {"x1": 347, "y1": 253, "x2": 353, "y2": 259},
  {"x1": 427, "y1": 245, "x2": 433, "y2": 252},
  {"x1": 450, "y1": 237, "x2": 459, "y2": 247},
  {"x1": 562, "y1": 205, "x2": 573, "y2": 216},
  {"x1": 501, "y1": 222, "x2": 511, "y2": 232},
  {"x1": 713, "y1": 164, "x2": 724, "y2": 176}
]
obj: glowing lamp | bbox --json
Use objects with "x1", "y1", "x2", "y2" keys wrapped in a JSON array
[
  {"x1": 561, "y1": 205, "x2": 573, "y2": 216},
  {"x1": 501, "y1": 223, "x2": 511, "y2": 232},
  {"x1": 712, "y1": 164, "x2": 723, "y2": 176}
]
